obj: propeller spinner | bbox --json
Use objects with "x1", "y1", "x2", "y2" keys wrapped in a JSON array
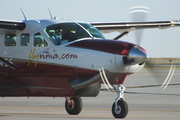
[{"x1": 123, "y1": 46, "x2": 147, "y2": 65}]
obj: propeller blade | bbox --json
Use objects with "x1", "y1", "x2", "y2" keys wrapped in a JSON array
[
  {"x1": 129, "y1": 6, "x2": 149, "y2": 45},
  {"x1": 145, "y1": 58, "x2": 176, "y2": 90},
  {"x1": 161, "y1": 64, "x2": 176, "y2": 90},
  {"x1": 144, "y1": 59, "x2": 162, "y2": 82},
  {"x1": 99, "y1": 67, "x2": 115, "y2": 92}
]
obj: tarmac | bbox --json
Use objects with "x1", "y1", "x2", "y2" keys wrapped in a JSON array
[{"x1": 0, "y1": 68, "x2": 180, "y2": 120}]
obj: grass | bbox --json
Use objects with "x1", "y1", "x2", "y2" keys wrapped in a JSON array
[{"x1": 144, "y1": 58, "x2": 180, "y2": 69}]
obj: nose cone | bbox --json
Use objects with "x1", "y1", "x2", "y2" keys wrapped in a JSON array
[{"x1": 123, "y1": 46, "x2": 147, "y2": 65}]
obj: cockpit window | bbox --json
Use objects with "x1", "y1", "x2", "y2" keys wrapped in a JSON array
[
  {"x1": 44, "y1": 22, "x2": 105, "y2": 46},
  {"x1": 78, "y1": 23, "x2": 105, "y2": 39}
]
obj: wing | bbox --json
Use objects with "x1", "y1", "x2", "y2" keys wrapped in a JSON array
[
  {"x1": 90, "y1": 20, "x2": 180, "y2": 34},
  {"x1": 0, "y1": 20, "x2": 26, "y2": 31}
]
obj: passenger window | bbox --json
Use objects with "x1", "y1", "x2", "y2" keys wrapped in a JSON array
[
  {"x1": 34, "y1": 33, "x2": 48, "y2": 47},
  {"x1": 21, "y1": 33, "x2": 30, "y2": 46},
  {"x1": 5, "y1": 34, "x2": 16, "y2": 46}
]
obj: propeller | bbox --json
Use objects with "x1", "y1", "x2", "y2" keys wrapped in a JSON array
[
  {"x1": 129, "y1": 6, "x2": 176, "y2": 90},
  {"x1": 101, "y1": 6, "x2": 176, "y2": 92},
  {"x1": 101, "y1": 7, "x2": 149, "y2": 92}
]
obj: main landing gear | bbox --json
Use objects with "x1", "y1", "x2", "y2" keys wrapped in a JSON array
[
  {"x1": 65, "y1": 97, "x2": 82, "y2": 115},
  {"x1": 112, "y1": 84, "x2": 128, "y2": 118}
]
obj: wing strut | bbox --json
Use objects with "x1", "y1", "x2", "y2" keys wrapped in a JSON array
[
  {"x1": 0, "y1": 57, "x2": 23, "y2": 74},
  {"x1": 113, "y1": 31, "x2": 129, "y2": 40},
  {"x1": 113, "y1": 28, "x2": 135, "y2": 40}
]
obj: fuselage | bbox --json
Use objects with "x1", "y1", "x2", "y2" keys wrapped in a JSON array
[{"x1": 0, "y1": 19, "x2": 147, "y2": 97}]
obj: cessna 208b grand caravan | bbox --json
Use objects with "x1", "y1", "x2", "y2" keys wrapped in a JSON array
[{"x1": 0, "y1": 10, "x2": 180, "y2": 118}]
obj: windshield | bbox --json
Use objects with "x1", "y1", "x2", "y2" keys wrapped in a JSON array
[{"x1": 44, "y1": 22, "x2": 105, "y2": 46}]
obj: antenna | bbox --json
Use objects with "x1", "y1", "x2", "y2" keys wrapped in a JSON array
[
  {"x1": 48, "y1": 9, "x2": 53, "y2": 19},
  {"x1": 20, "y1": 8, "x2": 28, "y2": 20}
]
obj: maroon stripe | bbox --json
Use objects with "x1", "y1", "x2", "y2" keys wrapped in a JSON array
[{"x1": 67, "y1": 39, "x2": 135, "y2": 56}]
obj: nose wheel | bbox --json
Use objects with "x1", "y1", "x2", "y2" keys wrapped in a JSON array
[{"x1": 112, "y1": 84, "x2": 128, "y2": 118}]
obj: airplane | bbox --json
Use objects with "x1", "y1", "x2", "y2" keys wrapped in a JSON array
[{"x1": 0, "y1": 8, "x2": 180, "y2": 118}]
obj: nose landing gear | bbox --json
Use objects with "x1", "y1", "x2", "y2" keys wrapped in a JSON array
[{"x1": 112, "y1": 84, "x2": 128, "y2": 118}]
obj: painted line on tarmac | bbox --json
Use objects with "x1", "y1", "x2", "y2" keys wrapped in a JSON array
[{"x1": 0, "y1": 106, "x2": 179, "y2": 113}]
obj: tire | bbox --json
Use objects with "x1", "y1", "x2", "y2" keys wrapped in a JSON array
[
  {"x1": 112, "y1": 99, "x2": 128, "y2": 118},
  {"x1": 65, "y1": 97, "x2": 82, "y2": 115}
]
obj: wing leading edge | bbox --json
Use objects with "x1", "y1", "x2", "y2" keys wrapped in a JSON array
[
  {"x1": 91, "y1": 20, "x2": 180, "y2": 33},
  {"x1": 0, "y1": 20, "x2": 26, "y2": 31}
]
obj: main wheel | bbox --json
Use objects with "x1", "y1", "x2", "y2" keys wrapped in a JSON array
[
  {"x1": 112, "y1": 99, "x2": 128, "y2": 118},
  {"x1": 65, "y1": 97, "x2": 82, "y2": 115}
]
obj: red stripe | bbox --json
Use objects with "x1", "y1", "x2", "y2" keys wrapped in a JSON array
[{"x1": 67, "y1": 39, "x2": 135, "y2": 56}]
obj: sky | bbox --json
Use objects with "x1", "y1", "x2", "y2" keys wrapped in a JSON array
[{"x1": 0, "y1": 0, "x2": 180, "y2": 58}]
